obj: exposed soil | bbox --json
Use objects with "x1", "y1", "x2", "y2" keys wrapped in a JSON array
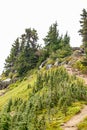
[
  {"x1": 62, "y1": 105, "x2": 87, "y2": 130},
  {"x1": 62, "y1": 65, "x2": 87, "y2": 130},
  {"x1": 65, "y1": 65, "x2": 87, "y2": 85}
]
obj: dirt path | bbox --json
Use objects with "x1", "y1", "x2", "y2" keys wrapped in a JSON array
[
  {"x1": 62, "y1": 65, "x2": 87, "y2": 130},
  {"x1": 62, "y1": 105, "x2": 87, "y2": 130},
  {"x1": 65, "y1": 65, "x2": 87, "y2": 85}
]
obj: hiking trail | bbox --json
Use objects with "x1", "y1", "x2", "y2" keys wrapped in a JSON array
[{"x1": 62, "y1": 65, "x2": 87, "y2": 130}]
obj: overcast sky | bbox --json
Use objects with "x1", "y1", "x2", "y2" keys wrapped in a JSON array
[{"x1": 0, "y1": 0, "x2": 87, "y2": 74}]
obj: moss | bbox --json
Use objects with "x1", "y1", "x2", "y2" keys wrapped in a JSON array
[
  {"x1": 0, "y1": 67, "x2": 87, "y2": 129},
  {"x1": 78, "y1": 117, "x2": 87, "y2": 130}
]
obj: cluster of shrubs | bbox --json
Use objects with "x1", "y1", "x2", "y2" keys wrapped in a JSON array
[{"x1": 0, "y1": 67, "x2": 87, "y2": 130}]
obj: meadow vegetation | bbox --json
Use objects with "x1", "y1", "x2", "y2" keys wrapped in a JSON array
[
  {"x1": 0, "y1": 67, "x2": 87, "y2": 130},
  {"x1": 0, "y1": 8, "x2": 87, "y2": 129}
]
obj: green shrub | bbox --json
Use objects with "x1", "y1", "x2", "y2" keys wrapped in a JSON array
[
  {"x1": 73, "y1": 60, "x2": 87, "y2": 74},
  {"x1": 0, "y1": 67, "x2": 87, "y2": 129},
  {"x1": 78, "y1": 117, "x2": 87, "y2": 130}
]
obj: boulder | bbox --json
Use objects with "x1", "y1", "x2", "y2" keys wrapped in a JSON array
[
  {"x1": 60, "y1": 61, "x2": 67, "y2": 65},
  {"x1": 46, "y1": 64, "x2": 52, "y2": 70},
  {"x1": 2, "y1": 78, "x2": 11, "y2": 82},
  {"x1": 54, "y1": 61, "x2": 59, "y2": 66},
  {"x1": 39, "y1": 60, "x2": 47, "y2": 69},
  {"x1": 72, "y1": 50, "x2": 84, "y2": 57},
  {"x1": 0, "y1": 78, "x2": 11, "y2": 89}
]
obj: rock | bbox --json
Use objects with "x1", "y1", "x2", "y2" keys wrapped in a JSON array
[
  {"x1": 46, "y1": 64, "x2": 52, "y2": 70},
  {"x1": 60, "y1": 61, "x2": 67, "y2": 65},
  {"x1": 39, "y1": 60, "x2": 47, "y2": 69},
  {"x1": 54, "y1": 61, "x2": 59, "y2": 66},
  {"x1": 68, "y1": 59, "x2": 76, "y2": 66},
  {"x1": 54, "y1": 58, "x2": 59, "y2": 66},
  {"x1": 72, "y1": 50, "x2": 84, "y2": 57},
  {"x1": 0, "y1": 78, "x2": 11, "y2": 89},
  {"x1": 2, "y1": 78, "x2": 11, "y2": 82},
  {"x1": 72, "y1": 47, "x2": 80, "y2": 51}
]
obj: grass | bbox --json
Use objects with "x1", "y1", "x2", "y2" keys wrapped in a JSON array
[
  {"x1": 44, "y1": 102, "x2": 84, "y2": 130},
  {"x1": 0, "y1": 67, "x2": 87, "y2": 130},
  {"x1": 0, "y1": 73, "x2": 36, "y2": 110},
  {"x1": 64, "y1": 102, "x2": 84, "y2": 122},
  {"x1": 78, "y1": 117, "x2": 87, "y2": 130}
]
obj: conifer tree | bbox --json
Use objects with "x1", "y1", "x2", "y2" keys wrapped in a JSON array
[
  {"x1": 4, "y1": 38, "x2": 20, "y2": 75},
  {"x1": 43, "y1": 22, "x2": 60, "y2": 52},
  {"x1": 4, "y1": 28, "x2": 39, "y2": 76},
  {"x1": 43, "y1": 22, "x2": 71, "y2": 57},
  {"x1": 79, "y1": 9, "x2": 87, "y2": 53}
]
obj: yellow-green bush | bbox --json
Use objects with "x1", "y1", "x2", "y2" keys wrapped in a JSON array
[
  {"x1": 78, "y1": 117, "x2": 87, "y2": 130},
  {"x1": 73, "y1": 60, "x2": 87, "y2": 74}
]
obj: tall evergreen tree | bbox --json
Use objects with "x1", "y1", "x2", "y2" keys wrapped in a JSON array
[
  {"x1": 43, "y1": 22, "x2": 60, "y2": 52},
  {"x1": 43, "y1": 22, "x2": 71, "y2": 56},
  {"x1": 4, "y1": 28, "x2": 39, "y2": 76},
  {"x1": 63, "y1": 32, "x2": 70, "y2": 45},
  {"x1": 25, "y1": 28, "x2": 38, "y2": 49},
  {"x1": 20, "y1": 34, "x2": 26, "y2": 51},
  {"x1": 16, "y1": 28, "x2": 39, "y2": 76},
  {"x1": 4, "y1": 38, "x2": 20, "y2": 75},
  {"x1": 79, "y1": 9, "x2": 87, "y2": 53}
]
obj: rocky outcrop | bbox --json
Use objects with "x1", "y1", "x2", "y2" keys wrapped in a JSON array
[
  {"x1": 0, "y1": 78, "x2": 11, "y2": 89},
  {"x1": 39, "y1": 60, "x2": 47, "y2": 69},
  {"x1": 72, "y1": 47, "x2": 80, "y2": 51},
  {"x1": 46, "y1": 64, "x2": 53, "y2": 70},
  {"x1": 54, "y1": 58, "x2": 60, "y2": 66}
]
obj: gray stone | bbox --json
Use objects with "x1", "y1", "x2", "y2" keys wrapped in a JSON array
[
  {"x1": 39, "y1": 60, "x2": 47, "y2": 69},
  {"x1": 3, "y1": 78, "x2": 11, "y2": 82},
  {"x1": 0, "y1": 78, "x2": 11, "y2": 89},
  {"x1": 46, "y1": 64, "x2": 52, "y2": 70},
  {"x1": 54, "y1": 61, "x2": 59, "y2": 66},
  {"x1": 60, "y1": 61, "x2": 67, "y2": 65}
]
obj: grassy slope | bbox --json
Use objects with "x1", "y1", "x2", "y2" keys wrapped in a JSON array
[
  {"x1": 0, "y1": 67, "x2": 86, "y2": 130},
  {"x1": 0, "y1": 73, "x2": 36, "y2": 110}
]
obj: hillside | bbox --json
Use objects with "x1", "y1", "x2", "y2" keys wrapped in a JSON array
[
  {"x1": 0, "y1": 51, "x2": 87, "y2": 130},
  {"x1": 0, "y1": 13, "x2": 87, "y2": 129}
]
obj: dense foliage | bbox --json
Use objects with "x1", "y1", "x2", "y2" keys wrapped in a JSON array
[
  {"x1": 78, "y1": 117, "x2": 87, "y2": 130},
  {"x1": 79, "y1": 9, "x2": 87, "y2": 58},
  {"x1": 43, "y1": 22, "x2": 71, "y2": 56},
  {"x1": 4, "y1": 28, "x2": 39, "y2": 77},
  {"x1": 4, "y1": 22, "x2": 72, "y2": 78},
  {"x1": 0, "y1": 67, "x2": 87, "y2": 130},
  {"x1": 79, "y1": 9, "x2": 87, "y2": 45},
  {"x1": 1, "y1": 11, "x2": 87, "y2": 129}
]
